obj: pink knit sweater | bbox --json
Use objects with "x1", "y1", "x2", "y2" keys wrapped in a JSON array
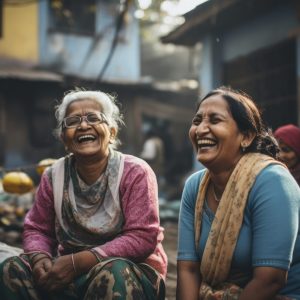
[{"x1": 23, "y1": 154, "x2": 167, "y2": 279}]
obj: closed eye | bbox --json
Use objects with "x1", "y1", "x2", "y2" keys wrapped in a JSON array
[
  {"x1": 210, "y1": 117, "x2": 221, "y2": 124},
  {"x1": 192, "y1": 116, "x2": 201, "y2": 125},
  {"x1": 280, "y1": 146, "x2": 293, "y2": 153}
]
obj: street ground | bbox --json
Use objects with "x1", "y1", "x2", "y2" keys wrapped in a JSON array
[{"x1": 162, "y1": 221, "x2": 178, "y2": 300}]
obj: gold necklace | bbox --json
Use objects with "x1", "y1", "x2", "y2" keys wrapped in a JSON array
[{"x1": 212, "y1": 184, "x2": 221, "y2": 202}]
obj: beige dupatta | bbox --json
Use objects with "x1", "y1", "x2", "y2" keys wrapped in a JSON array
[{"x1": 194, "y1": 153, "x2": 285, "y2": 287}]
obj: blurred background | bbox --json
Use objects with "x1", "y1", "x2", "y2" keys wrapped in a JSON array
[{"x1": 0, "y1": 0, "x2": 299, "y2": 297}]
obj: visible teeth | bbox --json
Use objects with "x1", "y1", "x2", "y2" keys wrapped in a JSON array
[
  {"x1": 78, "y1": 135, "x2": 95, "y2": 142},
  {"x1": 197, "y1": 139, "x2": 215, "y2": 145}
]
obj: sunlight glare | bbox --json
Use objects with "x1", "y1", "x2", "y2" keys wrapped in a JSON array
[
  {"x1": 138, "y1": 0, "x2": 152, "y2": 10},
  {"x1": 161, "y1": 0, "x2": 209, "y2": 16}
]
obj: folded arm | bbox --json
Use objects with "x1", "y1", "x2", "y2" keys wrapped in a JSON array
[{"x1": 93, "y1": 160, "x2": 161, "y2": 260}]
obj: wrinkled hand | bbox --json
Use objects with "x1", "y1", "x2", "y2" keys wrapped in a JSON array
[
  {"x1": 32, "y1": 256, "x2": 53, "y2": 288},
  {"x1": 41, "y1": 255, "x2": 76, "y2": 292}
]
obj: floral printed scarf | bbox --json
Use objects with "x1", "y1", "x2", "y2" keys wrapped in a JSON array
[
  {"x1": 51, "y1": 150, "x2": 125, "y2": 253},
  {"x1": 195, "y1": 153, "x2": 285, "y2": 288}
]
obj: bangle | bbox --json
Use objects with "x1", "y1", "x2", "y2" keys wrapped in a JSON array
[
  {"x1": 31, "y1": 255, "x2": 49, "y2": 267},
  {"x1": 71, "y1": 253, "x2": 77, "y2": 274},
  {"x1": 29, "y1": 252, "x2": 42, "y2": 261},
  {"x1": 89, "y1": 249, "x2": 103, "y2": 263},
  {"x1": 31, "y1": 254, "x2": 49, "y2": 264}
]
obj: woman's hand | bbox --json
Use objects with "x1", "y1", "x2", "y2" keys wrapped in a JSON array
[
  {"x1": 41, "y1": 255, "x2": 76, "y2": 292},
  {"x1": 41, "y1": 250, "x2": 99, "y2": 292},
  {"x1": 31, "y1": 255, "x2": 53, "y2": 288}
]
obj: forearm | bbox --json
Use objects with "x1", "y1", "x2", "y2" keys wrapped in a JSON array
[
  {"x1": 239, "y1": 279, "x2": 282, "y2": 299},
  {"x1": 239, "y1": 267, "x2": 287, "y2": 300},
  {"x1": 23, "y1": 172, "x2": 57, "y2": 254},
  {"x1": 23, "y1": 230, "x2": 57, "y2": 255},
  {"x1": 72, "y1": 250, "x2": 99, "y2": 276},
  {"x1": 101, "y1": 160, "x2": 161, "y2": 260},
  {"x1": 93, "y1": 227, "x2": 159, "y2": 260},
  {"x1": 176, "y1": 261, "x2": 201, "y2": 300},
  {"x1": 176, "y1": 274, "x2": 200, "y2": 300},
  {"x1": 23, "y1": 210, "x2": 57, "y2": 254}
]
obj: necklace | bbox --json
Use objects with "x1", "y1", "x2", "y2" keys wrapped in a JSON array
[{"x1": 212, "y1": 184, "x2": 221, "y2": 202}]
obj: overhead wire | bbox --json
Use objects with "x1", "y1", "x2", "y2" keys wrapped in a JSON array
[{"x1": 94, "y1": 0, "x2": 131, "y2": 85}]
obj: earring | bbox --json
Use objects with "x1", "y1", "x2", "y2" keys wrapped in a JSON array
[{"x1": 241, "y1": 142, "x2": 247, "y2": 152}]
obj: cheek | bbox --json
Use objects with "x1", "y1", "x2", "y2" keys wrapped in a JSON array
[
  {"x1": 283, "y1": 152, "x2": 295, "y2": 160},
  {"x1": 289, "y1": 153, "x2": 299, "y2": 163},
  {"x1": 189, "y1": 126, "x2": 197, "y2": 146},
  {"x1": 96, "y1": 126, "x2": 110, "y2": 142},
  {"x1": 63, "y1": 130, "x2": 75, "y2": 142}
]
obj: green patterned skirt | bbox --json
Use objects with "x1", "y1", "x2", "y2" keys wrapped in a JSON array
[{"x1": 0, "y1": 256, "x2": 165, "y2": 300}]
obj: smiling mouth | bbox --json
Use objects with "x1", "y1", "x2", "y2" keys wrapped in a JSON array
[
  {"x1": 77, "y1": 134, "x2": 96, "y2": 143},
  {"x1": 197, "y1": 138, "x2": 217, "y2": 148}
]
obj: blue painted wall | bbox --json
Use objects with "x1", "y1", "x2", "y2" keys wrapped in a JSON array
[
  {"x1": 39, "y1": 1, "x2": 140, "y2": 81},
  {"x1": 199, "y1": 35, "x2": 214, "y2": 97}
]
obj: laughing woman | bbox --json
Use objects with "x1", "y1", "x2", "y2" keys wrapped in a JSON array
[
  {"x1": 177, "y1": 87, "x2": 300, "y2": 300},
  {"x1": 0, "y1": 90, "x2": 167, "y2": 300}
]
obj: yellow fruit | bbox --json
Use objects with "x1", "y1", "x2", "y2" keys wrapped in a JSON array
[
  {"x1": 36, "y1": 158, "x2": 57, "y2": 175},
  {"x1": 15, "y1": 206, "x2": 25, "y2": 217},
  {"x1": 2, "y1": 172, "x2": 34, "y2": 194},
  {"x1": 0, "y1": 217, "x2": 11, "y2": 226}
]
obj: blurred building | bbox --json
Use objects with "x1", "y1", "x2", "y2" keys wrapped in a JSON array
[
  {"x1": 162, "y1": 0, "x2": 300, "y2": 130},
  {"x1": 0, "y1": 0, "x2": 197, "y2": 181}
]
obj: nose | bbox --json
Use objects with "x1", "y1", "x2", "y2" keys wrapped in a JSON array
[
  {"x1": 78, "y1": 116, "x2": 91, "y2": 128},
  {"x1": 278, "y1": 149, "x2": 285, "y2": 161},
  {"x1": 195, "y1": 120, "x2": 209, "y2": 136}
]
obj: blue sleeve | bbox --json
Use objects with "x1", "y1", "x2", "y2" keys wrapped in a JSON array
[
  {"x1": 249, "y1": 164, "x2": 300, "y2": 269},
  {"x1": 177, "y1": 171, "x2": 204, "y2": 261}
]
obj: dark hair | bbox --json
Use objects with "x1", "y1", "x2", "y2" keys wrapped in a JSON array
[{"x1": 197, "y1": 86, "x2": 279, "y2": 159}]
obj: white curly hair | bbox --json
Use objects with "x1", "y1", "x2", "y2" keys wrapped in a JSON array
[{"x1": 54, "y1": 89, "x2": 123, "y2": 149}]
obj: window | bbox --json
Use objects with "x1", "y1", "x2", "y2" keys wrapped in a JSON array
[{"x1": 49, "y1": 0, "x2": 96, "y2": 35}]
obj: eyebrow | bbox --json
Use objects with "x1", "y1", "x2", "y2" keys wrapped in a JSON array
[{"x1": 196, "y1": 111, "x2": 227, "y2": 119}]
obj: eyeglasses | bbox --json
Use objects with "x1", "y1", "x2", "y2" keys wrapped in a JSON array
[{"x1": 63, "y1": 113, "x2": 108, "y2": 129}]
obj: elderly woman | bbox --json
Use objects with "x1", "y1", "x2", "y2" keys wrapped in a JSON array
[
  {"x1": 0, "y1": 90, "x2": 167, "y2": 299},
  {"x1": 177, "y1": 87, "x2": 300, "y2": 300},
  {"x1": 274, "y1": 124, "x2": 300, "y2": 186}
]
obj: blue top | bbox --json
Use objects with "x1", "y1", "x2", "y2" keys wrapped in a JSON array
[{"x1": 178, "y1": 164, "x2": 300, "y2": 298}]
